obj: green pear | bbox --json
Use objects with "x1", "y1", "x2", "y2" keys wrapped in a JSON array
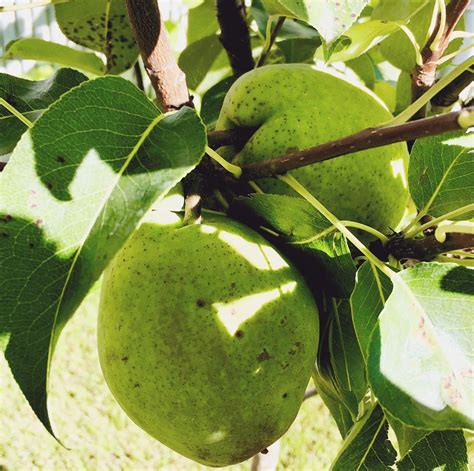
[
  {"x1": 98, "y1": 213, "x2": 319, "y2": 467},
  {"x1": 216, "y1": 64, "x2": 409, "y2": 233}
]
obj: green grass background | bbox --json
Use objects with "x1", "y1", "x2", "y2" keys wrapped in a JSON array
[{"x1": 0, "y1": 287, "x2": 341, "y2": 470}]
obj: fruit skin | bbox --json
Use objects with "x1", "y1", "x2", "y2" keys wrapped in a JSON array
[
  {"x1": 216, "y1": 64, "x2": 409, "y2": 233},
  {"x1": 98, "y1": 214, "x2": 319, "y2": 467}
]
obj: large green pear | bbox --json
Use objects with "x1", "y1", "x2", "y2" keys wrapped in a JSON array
[
  {"x1": 216, "y1": 64, "x2": 409, "y2": 233},
  {"x1": 98, "y1": 213, "x2": 319, "y2": 467}
]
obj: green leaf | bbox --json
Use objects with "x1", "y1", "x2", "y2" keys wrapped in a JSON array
[
  {"x1": 387, "y1": 413, "x2": 429, "y2": 458},
  {"x1": 373, "y1": 0, "x2": 435, "y2": 73},
  {"x1": 178, "y1": 34, "x2": 224, "y2": 90},
  {"x1": 261, "y1": 0, "x2": 369, "y2": 43},
  {"x1": 187, "y1": 0, "x2": 219, "y2": 44},
  {"x1": 200, "y1": 76, "x2": 238, "y2": 128},
  {"x1": 397, "y1": 430, "x2": 468, "y2": 470},
  {"x1": 251, "y1": 0, "x2": 320, "y2": 41},
  {"x1": 313, "y1": 298, "x2": 363, "y2": 438},
  {"x1": 324, "y1": 20, "x2": 400, "y2": 63},
  {"x1": 3, "y1": 38, "x2": 105, "y2": 75},
  {"x1": 346, "y1": 55, "x2": 376, "y2": 89},
  {"x1": 331, "y1": 404, "x2": 397, "y2": 470},
  {"x1": 368, "y1": 262, "x2": 474, "y2": 430},
  {"x1": 409, "y1": 131, "x2": 474, "y2": 219},
  {"x1": 55, "y1": 0, "x2": 138, "y2": 74},
  {"x1": 229, "y1": 194, "x2": 356, "y2": 298},
  {"x1": 277, "y1": 38, "x2": 321, "y2": 63},
  {"x1": 329, "y1": 299, "x2": 367, "y2": 407},
  {"x1": 0, "y1": 69, "x2": 87, "y2": 156},
  {"x1": 350, "y1": 261, "x2": 392, "y2": 361},
  {"x1": 0, "y1": 77, "x2": 206, "y2": 435}
]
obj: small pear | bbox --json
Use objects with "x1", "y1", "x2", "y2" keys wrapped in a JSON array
[{"x1": 98, "y1": 214, "x2": 319, "y2": 466}]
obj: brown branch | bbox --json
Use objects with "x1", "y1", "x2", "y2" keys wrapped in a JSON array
[
  {"x1": 411, "y1": 0, "x2": 470, "y2": 110},
  {"x1": 134, "y1": 60, "x2": 145, "y2": 92},
  {"x1": 431, "y1": 69, "x2": 474, "y2": 107},
  {"x1": 216, "y1": 0, "x2": 254, "y2": 76},
  {"x1": 255, "y1": 16, "x2": 285, "y2": 68},
  {"x1": 0, "y1": 161, "x2": 6, "y2": 172},
  {"x1": 218, "y1": 107, "x2": 472, "y2": 180},
  {"x1": 126, "y1": 0, "x2": 190, "y2": 111},
  {"x1": 387, "y1": 232, "x2": 474, "y2": 261}
]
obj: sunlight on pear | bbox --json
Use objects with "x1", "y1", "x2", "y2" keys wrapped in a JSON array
[
  {"x1": 213, "y1": 281, "x2": 297, "y2": 336},
  {"x1": 206, "y1": 430, "x2": 227, "y2": 444},
  {"x1": 390, "y1": 158, "x2": 407, "y2": 187},
  {"x1": 218, "y1": 230, "x2": 288, "y2": 271}
]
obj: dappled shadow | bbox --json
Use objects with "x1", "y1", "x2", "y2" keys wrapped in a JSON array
[
  {"x1": 98, "y1": 215, "x2": 319, "y2": 466},
  {"x1": 440, "y1": 265, "x2": 473, "y2": 295},
  {"x1": 0, "y1": 215, "x2": 72, "y2": 433}
]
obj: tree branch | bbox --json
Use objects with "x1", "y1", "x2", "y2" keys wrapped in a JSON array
[
  {"x1": 255, "y1": 16, "x2": 285, "y2": 67},
  {"x1": 386, "y1": 232, "x2": 474, "y2": 261},
  {"x1": 411, "y1": 0, "x2": 470, "y2": 109},
  {"x1": 431, "y1": 69, "x2": 474, "y2": 107},
  {"x1": 126, "y1": 0, "x2": 190, "y2": 111},
  {"x1": 206, "y1": 107, "x2": 472, "y2": 180},
  {"x1": 0, "y1": 161, "x2": 6, "y2": 172},
  {"x1": 216, "y1": 0, "x2": 255, "y2": 76}
]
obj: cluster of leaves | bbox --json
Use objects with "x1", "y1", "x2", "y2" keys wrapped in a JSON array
[{"x1": 0, "y1": 0, "x2": 473, "y2": 469}]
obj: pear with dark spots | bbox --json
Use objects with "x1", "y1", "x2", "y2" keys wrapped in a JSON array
[
  {"x1": 216, "y1": 64, "x2": 409, "y2": 233},
  {"x1": 98, "y1": 213, "x2": 319, "y2": 467}
]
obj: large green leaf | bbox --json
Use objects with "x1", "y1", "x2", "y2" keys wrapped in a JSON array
[
  {"x1": 397, "y1": 430, "x2": 468, "y2": 470},
  {"x1": 187, "y1": 0, "x2": 219, "y2": 44},
  {"x1": 261, "y1": 0, "x2": 369, "y2": 43},
  {"x1": 328, "y1": 299, "x2": 367, "y2": 410},
  {"x1": 0, "y1": 69, "x2": 87, "y2": 156},
  {"x1": 178, "y1": 34, "x2": 224, "y2": 90},
  {"x1": 409, "y1": 131, "x2": 474, "y2": 219},
  {"x1": 3, "y1": 38, "x2": 105, "y2": 75},
  {"x1": 368, "y1": 263, "x2": 474, "y2": 430},
  {"x1": 324, "y1": 20, "x2": 400, "y2": 63},
  {"x1": 0, "y1": 77, "x2": 206, "y2": 435},
  {"x1": 55, "y1": 0, "x2": 138, "y2": 74},
  {"x1": 350, "y1": 261, "x2": 392, "y2": 361},
  {"x1": 372, "y1": 0, "x2": 435, "y2": 73},
  {"x1": 229, "y1": 194, "x2": 356, "y2": 298},
  {"x1": 331, "y1": 404, "x2": 397, "y2": 470}
]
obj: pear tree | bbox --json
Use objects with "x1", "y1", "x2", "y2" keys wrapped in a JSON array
[{"x1": 0, "y1": 0, "x2": 473, "y2": 469}]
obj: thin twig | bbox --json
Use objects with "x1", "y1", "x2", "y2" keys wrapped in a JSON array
[
  {"x1": 134, "y1": 60, "x2": 145, "y2": 92},
  {"x1": 255, "y1": 16, "x2": 285, "y2": 68},
  {"x1": 205, "y1": 107, "x2": 472, "y2": 180},
  {"x1": 125, "y1": 0, "x2": 190, "y2": 111},
  {"x1": 411, "y1": 0, "x2": 470, "y2": 114},
  {"x1": 387, "y1": 232, "x2": 474, "y2": 261},
  {"x1": 216, "y1": 0, "x2": 255, "y2": 75},
  {"x1": 431, "y1": 69, "x2": 474, "y2": 107}
]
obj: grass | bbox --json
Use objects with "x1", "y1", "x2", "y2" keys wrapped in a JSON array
[{"x1": 0, "y1": 287, "x2": 341, "y2": 470}]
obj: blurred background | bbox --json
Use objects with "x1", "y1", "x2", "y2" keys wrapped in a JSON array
[{"x1": 0, "y1": 1, "x2": 341, "y2": 469}]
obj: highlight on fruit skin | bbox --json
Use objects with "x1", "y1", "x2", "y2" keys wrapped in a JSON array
[
  {"x1": 98, "y1": 212, "x2": 319, "y2": 467},
  {"x1": 216, "y1": 64, "x2": 410, "y2": 234}
]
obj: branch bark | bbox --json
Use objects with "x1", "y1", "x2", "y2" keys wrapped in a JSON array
[
  {"x1": 206, "y1": 107, "x2": 472, "y2": 180},
  {"x1": 387, "y1": 232, "x2": 474, "y2": 261},
  {"x1": 126, "y1": 0, "x2": 190, "y2": 111},
  {"x1": 411, "y1": 0, "x2": 470, "y2": 109},
  {"x1": 431, "y1": 69, "x2": 474, "y2": 107},
  {"x1": 216, "y1": 0, "x2": 255, "y2": 76}
]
